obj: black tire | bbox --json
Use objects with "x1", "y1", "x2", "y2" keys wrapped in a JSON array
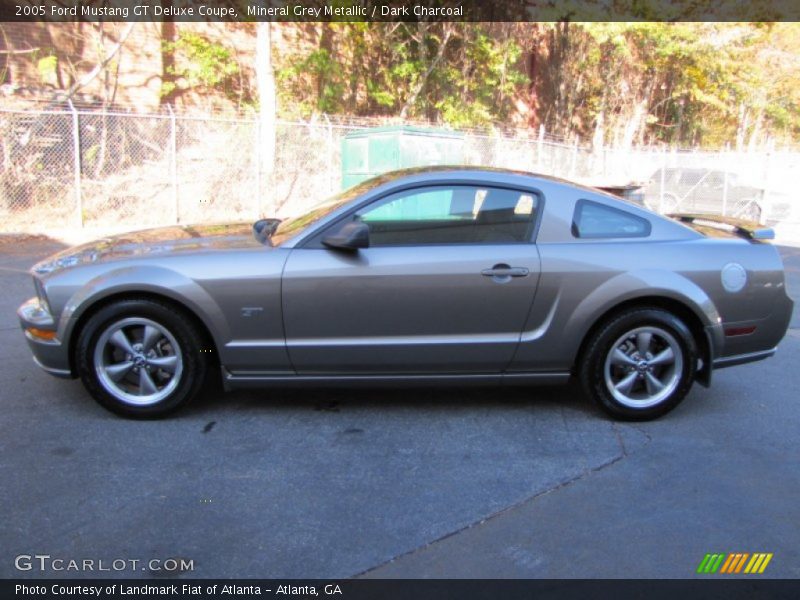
[
  {"x1": 75, "y1": 298, "x2": 209, "y2": 419},
  {"x1": 580, "y1": 308, "x2": 697, "y2": 421}
]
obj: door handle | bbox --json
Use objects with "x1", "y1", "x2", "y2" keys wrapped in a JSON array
[{"x1": 481, "y1": 264, "x2": 529, "y2": 278}]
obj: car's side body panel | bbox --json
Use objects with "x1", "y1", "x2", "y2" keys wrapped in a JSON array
[
  {"x1": 509, "y1": 245, "x2": 720, "y2": 373},
  {"x1": 509, "y1": 239, "x2": 790, "y2": 372},
  {"x1": 281, "y1": 244, "x2": 541, "y2": 374},
  {"x1": 279, "y1": 171, "x2": 550, "y2": 375},
  {"x1": 505, "y1": 175, "x2": 791, "y2": 374},
  {"x1": 17, "y1": 167, "x2": 794, "y2": 400},
  {"x1": 28, "y1": 248, "x2": 293, "y2": 376}
]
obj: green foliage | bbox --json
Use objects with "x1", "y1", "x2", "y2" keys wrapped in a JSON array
[
  {"x1": 275, "y1": 23, "x2": 528, "y2": 128},
  {"x1": 435, "y1": 33, "x2": 526, "y2": 128},
  {"x1": 36, "y1": 55, "x2": 58, "y2": 85},
  {"x1": 271, "y1": 22, "x2": 799, "y2": 147},
  {"x1": 84, "y1": 144, "x2": 99, "y2": 166},
  {"x1": 277, "y1": 47, "x2": 345, "y2": 115},
  {"x1": 528, "y1": 22, "x2": 800, "y2": 147},
  {"x1": 162, "y1": 32, "x2": 241, "y2": 99},
  {"x1": 366, "y1": 79, "x2": 395, "y2": 108}
]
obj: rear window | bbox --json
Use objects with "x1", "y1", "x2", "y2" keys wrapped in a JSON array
[{"x1": 572, "y1": 200, "x2": 651, "y2": 239}]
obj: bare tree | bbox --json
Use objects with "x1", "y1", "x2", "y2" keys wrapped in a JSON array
[
  {"x1": 256, "y1": 20, "x2": 276, "y2": 213},
  {"x1": 399, "y1": 22, "x2": 455, "y2": 119}
]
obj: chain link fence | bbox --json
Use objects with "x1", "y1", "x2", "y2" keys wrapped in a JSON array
[{"x1": 1, "y1": 107, "x2": 798, "y2": 233}]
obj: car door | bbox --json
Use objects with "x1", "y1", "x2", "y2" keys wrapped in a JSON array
[{"x1": 281, "y1": 184, "x2": 542, "y2": 375}]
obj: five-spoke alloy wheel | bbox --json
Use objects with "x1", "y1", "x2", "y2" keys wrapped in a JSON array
[
  {"x1": 76, "y1": 298, "x2": 209, "y2": 418},
  {"x1": 93, "y1": 317, "x2": 184, "y2": 407},
  {"x1": 581, "y1": 308, "x2": 696, "y2": 420}
]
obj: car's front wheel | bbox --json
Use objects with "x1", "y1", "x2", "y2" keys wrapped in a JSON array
[
  {"x1": 580, "y1": 308, "x2": 697, "y2": 420},
  {"x1": 76, "y1": 298, "x2": 209, "y2": 418}
]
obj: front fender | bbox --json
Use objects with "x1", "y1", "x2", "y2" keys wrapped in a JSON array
[{"x1": 58, "y1": 265, "x2": 229, "y2": 359}]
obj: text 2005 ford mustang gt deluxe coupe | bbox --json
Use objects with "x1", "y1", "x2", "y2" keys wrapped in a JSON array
[{"x1": 19, "y1": 167, "x2": 793, "y2": 420}]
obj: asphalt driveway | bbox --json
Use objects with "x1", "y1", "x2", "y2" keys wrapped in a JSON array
[{"x1": 1, "y1": 238, "x2": 798, "y2": 579}]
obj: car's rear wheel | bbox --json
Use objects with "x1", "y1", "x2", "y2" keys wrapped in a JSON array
[
  {"x1": 76, "y1": 298, "x2": 208, "y2": 418},
  {"x1": 580, "y1": 308, "x2": 696, "y2": 420}
]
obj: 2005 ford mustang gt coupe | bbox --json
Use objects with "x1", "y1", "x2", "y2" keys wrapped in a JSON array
[{"x1": 19, "y1": 167, "x2": 793, "y2": 420}]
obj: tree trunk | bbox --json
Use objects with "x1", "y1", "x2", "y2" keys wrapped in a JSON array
[
  {"x1": 347, "y1": 25, "x2": 361, "y2": 113},
  {"x1": 747, "y1": 108, "x2": 764, "y2": 152},
  {"x1": 592, "y1": 106, "x2": 605, "y2": 151},
  {"x1": 735, "y1": 103, "x2": 748, "y2": 152},
  {"x1": 256, "y1": 21, "x2": 276, "y2": 211},
  {"x1": 317, "y1": 24, "x2": 332, "y2": 110},
  {"x1": 620, "y1": 98, "x2": 647, "y2": 152},
  {"x1": 159, "y1": 18, "x2": 178, "y2": 106},
  {"x1": 525, "y1": 25, "x2": 545, "y2": 129},
  {"x1": 400, "y1": 24, "x2": 453, "y2": 120}
]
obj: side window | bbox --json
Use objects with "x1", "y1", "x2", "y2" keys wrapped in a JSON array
[
  {"x1": 572, "y1": 200, "x2": 651, "y2": 239},
  {"x1": 354, "y1": 185, "x2": 539, "y2": 246}
]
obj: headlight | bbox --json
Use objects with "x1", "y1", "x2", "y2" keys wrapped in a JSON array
[{"x1": 33, "y1": 277, "x2": 52, "y2": 315}]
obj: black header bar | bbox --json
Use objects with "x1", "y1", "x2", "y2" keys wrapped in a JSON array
[
  {"x1": 1, "y1": 0, "x2": 799, "y2": 23},
  {"x1": 4, "y1": 579, "x2": 800, "y2": 600}
]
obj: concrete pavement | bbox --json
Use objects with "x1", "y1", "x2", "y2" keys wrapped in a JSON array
[{"x1": 0, "y1": 238, "x2": 797, "y2": 579}]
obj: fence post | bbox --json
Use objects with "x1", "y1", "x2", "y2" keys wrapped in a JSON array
[
  {"x1": 167, "y1": 105, "x2": 179, "y2": 224},
  {"x1": 68, "y1": 100, "x2": 83, "y2": 227},
  {"x1": 722, "y1": 148, "x2": 729, "y2": 217},
  {"x1": 255, "y1": 118, "x2": 262, "y2": 218},
  {"x1": 658, "y1": 147, "x2": 667, "y2": 213},
  {"x1": 537, "y1": 125, "x2": 544, "y2": 170},
  {"x1": 324, "y1": 114, "x2": 334, "y2": 194},
  {"x1": 762, "y1": 145, "x2": 772, "y2": 225},
  {"x1": 570, "y1": 136, "x2": 579, "y2": 178}
]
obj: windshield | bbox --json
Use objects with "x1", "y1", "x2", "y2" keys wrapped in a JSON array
[{"x1": 269, "y1": 172, "x2": 399, "y2": 245}]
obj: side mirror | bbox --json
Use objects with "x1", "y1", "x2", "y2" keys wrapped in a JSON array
[
  {"x1": 322, "y1": 221, "x2": 370, "y2": 251},
  {"x1": 252, "y1": 218, "x2": 281, "y2": 243}
]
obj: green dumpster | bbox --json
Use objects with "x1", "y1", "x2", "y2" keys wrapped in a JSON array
[{"x1": 341, "y1": 126, "x2": 465, "y2": 190}]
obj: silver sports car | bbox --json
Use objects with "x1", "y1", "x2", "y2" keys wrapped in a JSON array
[{"x1": 18, "y1": 167, "x2": 793, "y2": 420}]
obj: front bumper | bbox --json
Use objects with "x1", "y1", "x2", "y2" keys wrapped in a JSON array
[{"x1": 17, "y1": 297, "x2": 73, "y2": 378}]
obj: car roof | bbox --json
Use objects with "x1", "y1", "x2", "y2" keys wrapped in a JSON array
[
  {"x1": 281, "y1": 165, "x2": 700, "y2": 248},
  {"x1": 367, "y1": 165, "x2": 613, "y2": 198}
]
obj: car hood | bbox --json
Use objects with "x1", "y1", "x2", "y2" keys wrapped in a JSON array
[{"x1": 33, "y1": 223, "x2": 265, "y2": 275}]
